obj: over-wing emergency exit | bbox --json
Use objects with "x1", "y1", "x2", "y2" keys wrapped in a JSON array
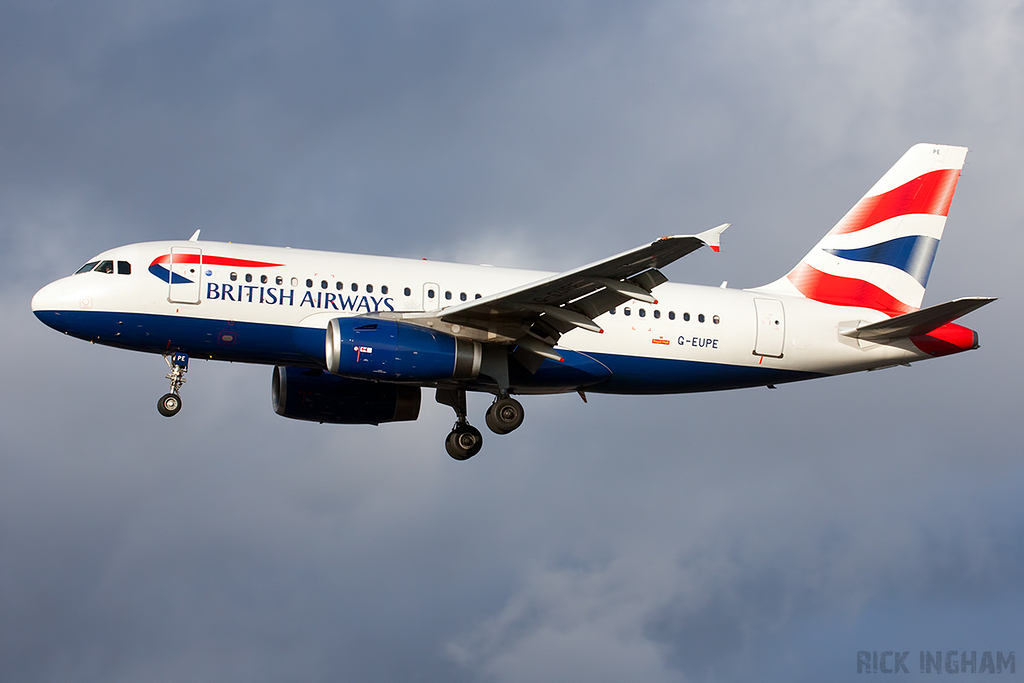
[{"x1": 32, "y1": 144, "x2": 995, "y2": 459}]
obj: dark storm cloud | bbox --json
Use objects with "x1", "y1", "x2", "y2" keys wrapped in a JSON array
[{"x1": 3, "y1": 1, "x2": 1022, "y2": 681}]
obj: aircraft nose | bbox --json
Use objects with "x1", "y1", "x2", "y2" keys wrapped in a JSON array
[
  {"x1": 32, "y1": 280, "x2": 62, "y2": 314},
  {"x1": 31, "y1": 278, "x2": 76, "y2": 331}
]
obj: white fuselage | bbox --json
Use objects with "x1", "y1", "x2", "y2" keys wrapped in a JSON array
[{"x1": 32, "y1": 239, "x2": 932, "y2": 396}]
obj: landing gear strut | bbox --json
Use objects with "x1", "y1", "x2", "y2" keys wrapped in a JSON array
[
  {"x1": 158, "y1": 352, "x2": 189, "y2": 417},
  {"x1": 436, "y1": 388, "x2": 483, "y2": 461},
  {"x1": 485, "y1": 395, "x2": 525, "y2": 435}
]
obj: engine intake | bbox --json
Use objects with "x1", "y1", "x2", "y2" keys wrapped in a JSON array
[
  {"x1": 326, "y1": 317, "x2": 481, "y2": 381},
  {"x1": 272, "y1": 366, "x2": 420, "y2": 424}
]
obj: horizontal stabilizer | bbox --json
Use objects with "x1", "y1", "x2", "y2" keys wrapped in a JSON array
[{"x1": 842, "y1": 297, "x2": 996, "y2": 342}]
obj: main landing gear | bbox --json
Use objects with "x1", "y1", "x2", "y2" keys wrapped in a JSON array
[
  {"x1": 485, "y1": 395, "x2": 525, "y2": 435},
  {"x1": 436, "y1": 389, "x2": 525, "y2": 461},
  {"x1": 157, "y1": 352, "x2": 189, "y2": 417},
  {"x1": 436, "y1": 388, "x2": 482, "y2": 460}
]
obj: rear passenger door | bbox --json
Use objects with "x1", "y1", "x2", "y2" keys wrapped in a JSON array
[{"x1": 753, "y1": 298, "x2": 785, "y2": 358}]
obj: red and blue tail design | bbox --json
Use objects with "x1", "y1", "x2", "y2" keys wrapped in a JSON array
[{"x1": 761, "y1": 144, "x2": 968, "y2": 314}]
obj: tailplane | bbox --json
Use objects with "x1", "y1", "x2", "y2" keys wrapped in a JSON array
[{"x1": 758, "y1": 143, "x2": 968, "y2": 314}]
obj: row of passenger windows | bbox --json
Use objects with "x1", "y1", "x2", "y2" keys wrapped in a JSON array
[
  {"x1": 228, "y1": 271, "x2": 483, "y2": 301},
  {"x1": 71, "y1": 262, "x2": 711, "y2": 322},
  {"x1": 427, "y1": 289, "x2": 483, "y2": 301},
  {"x1": 610, "y1": 307, "x2": 721, "y2": 324},
  {"x1": 71, "y1": 262, "x2": 720, "y2": 327},
  {"x1": 230, "y1": 272, "x2": 392, "y2": 294},
  {"x1": 75, "y1": 260, "x2": 131, "y2": 275}
]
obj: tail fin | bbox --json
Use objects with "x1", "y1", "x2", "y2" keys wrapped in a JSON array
[{"x1": 759, "y1": 143, "x2": 968, "y2": 314}]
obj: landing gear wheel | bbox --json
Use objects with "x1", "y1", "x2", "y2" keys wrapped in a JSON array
[
  {"x1": 158, "y1": 353, "x2": 189, "y2": 418},
  {"x1": 445, "y1": 424, "x2": 483, "y2": 461},
  {"x1": 157, "y1": 392, "x2": 182, "y2": 417},
  {"x1": 485, "y1": 397, "x2": 525, "y2": 434}
]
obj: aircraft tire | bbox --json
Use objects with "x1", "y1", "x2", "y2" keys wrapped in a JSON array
[
  {"x1": 158, "y1": 393, "x2": 182, "y2": 417},
  {"x1": 446, "y1": 425, "x2": 483, "y2": 460},
  {"x1": 485, "y1": 397, "x2": 524, "y2": 435}
]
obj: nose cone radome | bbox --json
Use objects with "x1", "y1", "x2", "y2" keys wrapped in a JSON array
[{"x1": 31, "y1": 278, "x2": 76, "y2": 330}]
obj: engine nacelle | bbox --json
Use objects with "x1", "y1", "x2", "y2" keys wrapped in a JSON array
[
  {"x1": 272, "y1": 366, "x2": 421, "y2": 424},
  {"x1": 326, "y1": 317, "x2": 481, "y2": 381}
]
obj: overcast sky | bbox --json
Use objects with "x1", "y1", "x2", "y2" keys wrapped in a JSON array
[{"x1": 2, "y1": 1, "x2": 1022, "y2": 681}]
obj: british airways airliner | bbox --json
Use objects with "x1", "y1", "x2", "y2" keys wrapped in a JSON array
[{"x1": 32, "y1": 144, "x2": 994, "y2": 459}]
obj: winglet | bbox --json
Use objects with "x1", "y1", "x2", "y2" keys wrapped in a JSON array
[
  {"x1": 697, "y1": 223, "x2": 729, "y2": 252},
  {"x1": 189, "y1": 229, "x2": 201, "y2": 242}
]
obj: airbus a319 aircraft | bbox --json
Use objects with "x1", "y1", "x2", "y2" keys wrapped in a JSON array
[{"x1": 33, "y1": 144, "x2": 994, "y2": 460}]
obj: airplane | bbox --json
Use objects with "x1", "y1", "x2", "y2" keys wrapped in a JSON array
[{"x1": 32, "y1": 143, "x2": 995, "y2": 460}]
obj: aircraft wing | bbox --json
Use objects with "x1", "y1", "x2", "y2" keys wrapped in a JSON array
[{"x1": 436, "y1": 224, "x2": 728, "y2": 363}]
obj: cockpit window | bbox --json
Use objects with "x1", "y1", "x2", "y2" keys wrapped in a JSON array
[
  {"x1": 75, "y1": 261, "x2": 99, "y2": 274},
  {"x1": 117, "y1": 261, "x2": 131, "y2": 275},
  {"x1": 96, "y1": 260, "x2": 114, "y2": 274}
]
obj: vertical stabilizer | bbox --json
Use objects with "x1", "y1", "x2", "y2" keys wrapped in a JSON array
[{"x1": 758, "y1": 144, "x2": 968, "y2": 314}]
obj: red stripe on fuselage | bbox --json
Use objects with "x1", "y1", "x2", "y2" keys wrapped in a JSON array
[
  {"x1": 149, "y1": 254, "x2": 284, "y2": 268},
  {"x1": 786, "y1": 262, "x2": 915, "y2": 314},
  {"x1": 828, "y1": 168, "x2": 960, "y2": 236}
]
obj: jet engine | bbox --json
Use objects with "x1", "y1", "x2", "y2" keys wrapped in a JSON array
[
  {"x1": 272, "y1": 366, "x2": 420, "y2": 424},
  {"x1": 326, "y1": 317, "x2": 481, "y2": 381}
]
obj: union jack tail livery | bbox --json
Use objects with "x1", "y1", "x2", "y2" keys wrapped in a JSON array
[{"x1": 761, "y1": 143, "x2": 968, "y2": 314}]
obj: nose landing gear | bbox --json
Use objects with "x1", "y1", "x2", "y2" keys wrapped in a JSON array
[{"x1": 157, "y1": 352, "x2": 189, "y2": 417}]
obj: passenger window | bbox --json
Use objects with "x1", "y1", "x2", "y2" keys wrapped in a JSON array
[
  {"x1": 230, "y1": 272, "x2": 237, "y2": 281},
  {"x1": 117, "y1": 261, "x2": 131, "y2": 275},
  {"x1": 610, "y1": 307, "x2": 616, "y2": 314},
  {"x1": 75, "y1": 261, "x2": 99, "y2": 274},
  {"x1": 291, "y1": 277, "x2": 298, "y2": 287},
  {"x1": 276, "y1": 276, "x2": 283, "y2": 285},
  {"x1": 336, "y1": 281, "x2": 343, "y2": 290},
  {"x1": 638, "y1": 308, "x2": 646, "y2": 318},
  {"x1": 260, "y1": 274, "x2": 267, "y2": 284},
  {"x1": 96, "y1": 260, "x2": 114, "y2": 274},
  {"x1": 475, "y1": 293, "x2": 481, "y2": 299},
  {"x1": 624, "y1": 307, "x2": 631, "y2": 316},
  {"x1": 427, "y1": 289, "x2": 435, "y2": 299},
  {"x1": 713, "y1": 315, "x2": 720, "y2": 324},
  {"x1": 305, "y1": 278, "x2": 313, "y2": 288},
  {"x1": 445, "y1": 291, "x2": 452, "y2": 300},
  {"x1": 382, "y1": 285, "x2": 389, "y2": 295},
  {"x1": 653, "y1": 310, "x2": 660, "y2": 319},
  {"x1": 351, "y1": 283, "x2": 358, "y2": 292},
  {"x1": 321, "y1": 280, "x2": 328, "y2": 289},
  {"x1": 683, "y1": 312, "x2": 690, "y2": 321},
  {"x1": 367, "y1": 284, "x2": 373, "y2": 293},
  {"x1": 698, "y1": 314, "x2": 705, "y2": 323},
  {"x1": 668, "y1": 311, "x2": 675, "y2": 320},
  {"x1": 245, "y1": 273, "x2": 253, "y2": 283},
  {"x1": 460, "y1": 292, "x2": 467, "y2": 301},
  {"x1": 404, "y1": 287, "x2": 411, "y2": 296}
]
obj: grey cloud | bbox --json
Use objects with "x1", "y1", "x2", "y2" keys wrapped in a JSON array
[{"x1": 3, "y1": 1, "x2": 1023, "y2": 681}]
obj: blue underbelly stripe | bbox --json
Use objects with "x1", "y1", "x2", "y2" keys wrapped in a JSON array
[
  {"x1": 581, "y1": 352, "x2": 822, "y2": 394},
  {"x1": 33, "y1": 310, "x2": 824, "y2": 394}
]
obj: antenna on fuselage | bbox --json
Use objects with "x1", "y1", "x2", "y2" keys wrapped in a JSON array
[{"x1": 188, "y1": 229, "x2": 201, "y2": 241}]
